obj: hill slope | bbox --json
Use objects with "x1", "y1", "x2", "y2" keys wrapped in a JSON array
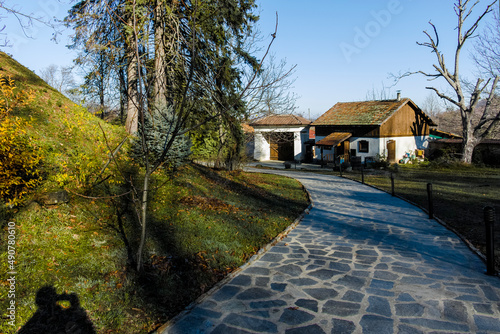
[{"x1": 0, "y1": 52, "x2": 309, "y2": 333}]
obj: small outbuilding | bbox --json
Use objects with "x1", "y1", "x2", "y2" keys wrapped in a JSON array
[
  {"x1": 313, "y1": 95, "x2": 437, "y2": 164},
  {"x1": 250, "y1": 114, "x2": 312, "y2": 161}
]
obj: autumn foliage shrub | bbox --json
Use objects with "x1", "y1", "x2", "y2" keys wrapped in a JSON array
[{"x1": 0, "y1": 74, "x2": 42, "y2": 206}]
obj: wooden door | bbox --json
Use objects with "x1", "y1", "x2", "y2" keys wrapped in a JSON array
[
  {"x1": 270, "y1": 141, "x2": 278, "y2": 160},
  {"x1": 387, "y1": 140, "x2": 396, "y2": 163}
]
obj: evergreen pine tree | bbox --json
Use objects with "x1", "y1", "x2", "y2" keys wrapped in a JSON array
[{"x1": 131, "y1": 105, "x2": 191, "y2": 171}]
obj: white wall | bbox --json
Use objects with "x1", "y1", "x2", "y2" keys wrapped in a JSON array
[
  {"x1": 377, "y1": 135, "x2": 430, "y2": 162},
  {"x1": 253, "y1": 125, "x2": 309, "y2": 161},
  {"x1": 314, "y1": 135, "x2": 431, "y2": 163}
]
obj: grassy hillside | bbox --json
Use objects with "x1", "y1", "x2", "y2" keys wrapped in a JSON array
[{"x1": 0, "y1": 52, "x2": 309, "y2": 333}]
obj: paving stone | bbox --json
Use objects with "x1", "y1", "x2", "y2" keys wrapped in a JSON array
[
  {"x1": 445, "y1": 286, "x2": 479, "y2": 294},
  {"x1": 395, "y1": 303, "x2": 425, "y2": 317},
  {"x1": 396, "y1": 324, "x2": 424, "y2": 334},
  {"x1": 190, "y1": 307, "x2": 222, "y2": 319},
  {"x1": 213, "y1": 285, "x2": 241, "y2": 302},
  {"x1": 307, "y1": 269, "x2": 338, "y2": 280},
  {"x1": 249, "y1": 300, "x2": 287, "y2": 309},
  {"x1": 332, "y1": 251, "x2": 352, "y2": 259},
  {"x1": 374, "y1": 270, "x2": 399, "y2": 280},
  {"x1": 342, "y1": 290, "x2": 364, "y2": 302},
  {"x1": 481, "y1": 285, "x2": 500, "y2": 301},
  {"x1": 285, "y1": 324, "x2": 326, "y2": 334},
  {"x1": 236, "y1": 288, "x2": 275, "y2": 300},
  {"x1": 473, "y1": 303, "x2": 494, "y2": 314},
  {"x1": 303, "y1": 288, "x2": 339, "y2": 300},
  {"x1": 270, "y1": 283, "x2": 287, "y2": 292},
  {"x1": 332, "y1": 246, "x2": 352, "y2": 252},
  {"x1": 400, "y1": 276, "x2": 435, "y2": 285},
  {"x1": 351, "y1": 270, "x2": 370, "y2": 278},
  {"x1": 279, "y1": 308, "x2": 315, "y2": 325},
  {"x1": 455, "y1": 294, "x2": 483, "y2": 302},
  {"x1": 288, "y1": 278, "x2": 318, "y2": 286},
  {"x1": 370, "y1": 279, "x2": 394, "y2": 290},
  {"x1": 366, "y1": 288, "x2": 395, "y2": 297},
  {"x1": 255, "y1": 277, "x2": 270, "y2": 286},
  {"x1": 375, "y1": 263, "x2": 389, "y2": 270},
  {"x1": 269, "y1": 246, "x2": 290, "y2": 254},
  {"x1": 335, "y1": 275, "x2": 366, "y2": 289},
  {"x1": 260, "y1": 253, "x2": 284, "y2": 262},
  {"x1": 400, "y1": 318, "x2": 469, "y2": 331},
  {"x1": 331, "y1": 318, "x2": 356, "y2": 334},
  {"x1": 443, "y1": 300, "x2": 468, "y2": 323},
  {"x1": 322, "y1": 300, "x2": 360, "y2": 316},
  {"x1": 475, "y1": 315, "x2": 500, "y2": 331},
  {"x1": 166, "y1": 315, "x2": 210, "y2": 334},
  {"x1": 367, "y1": 296, "x2": 392, "y2": 317},
  {"x1": 276, "y1": 264, "x2": 303, "y2": 276},
  {"x1": 295, "y1": 299, "x2": 318, "y2": 312},
  {"x1": 357, "y1": 249, "x2": 378, "y2": 256},
  {"x1": 392, "y1": 261, "x2": 413, "y2": 268},
  {"x1": 231, "y1": 275, "x2": 252, "y2": 286},
  {"x1": 328, "y1": 262, "x2": 351, "y2": 272},
  {"x1": 309, "y1": 249, "x2": 328, "y2": 256},
  {"x1": 244, "y1": 310, "x2": 270, "y2": 318},
  {"x1": 211, "y1": 324, "x2": 254, "y2": 334},
  {"x1": 360, "y1": 315, "x2": 394, "y2": 334},
  {"x1": 392, "y1": 266, "x2": 422, "y2": 276},
  {"x1": 224, "y1": 313, "x2": 278, "y2": 333}
]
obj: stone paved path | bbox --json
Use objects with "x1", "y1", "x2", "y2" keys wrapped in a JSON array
[{"x1": 159, "y1": 169, "x2": 500, "y2": 334}]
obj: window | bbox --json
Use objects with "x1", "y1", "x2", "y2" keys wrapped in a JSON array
[{"x1": 358, "y1": 140, "x2": 369, "y2": 153}]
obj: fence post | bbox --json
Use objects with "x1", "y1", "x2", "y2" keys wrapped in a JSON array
[
  {"x1": 361, "y1": 166, "x2": 365, "y2": 184},
  {"x1": 427, "y1": 183, "x2": 434, "y2": 219},
  {"x1": 484, "y1": 206, "x2": 497, "y2": 276},
  {"x1": 391, "y1": 173, "x2": 395, "y2": 196},
  {"x1": 339, "y1": 163, "x2": 342, "y2": 177}
]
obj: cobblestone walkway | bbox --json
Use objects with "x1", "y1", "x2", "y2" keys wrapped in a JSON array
[{"x1": 159, "y1": 169, "x2": 500, "y2": 334}]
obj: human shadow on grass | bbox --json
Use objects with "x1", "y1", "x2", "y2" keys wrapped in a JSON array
[{"x1": 18, "y1": 285, "x2": 96, "y2": 334}]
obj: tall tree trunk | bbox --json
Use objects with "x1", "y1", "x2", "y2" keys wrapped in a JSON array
[
  {"x1": 125, "y1": 42, "x2": 139, "y2": 134},
  {"x1": 136, "y1": 166, "x2": 149, "y2": 272},
  {"x1": 461, "y1": 112, "x2": 477, "y2": 164},
  {"x1": 154, "y1": 0, "x2": 167, "y2": 107}
]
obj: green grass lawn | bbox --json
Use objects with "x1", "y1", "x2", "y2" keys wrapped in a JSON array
[{"x1": 1, "y1": 164, "x2": 309, "y2": 333}]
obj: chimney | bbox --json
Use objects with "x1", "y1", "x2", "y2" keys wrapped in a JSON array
[{"x1": 396, "y1": 91, "x2": 401, "y2": 101}]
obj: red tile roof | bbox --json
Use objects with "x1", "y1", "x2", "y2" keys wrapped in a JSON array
[
  {"x1": 250, "y1": 114, "x2": 312, "y2": 126},
  {"x1": 315, "y1": 132, "x2": 352, "y2": 146},
  {"x1": 241, "y1": 123, "x2": 254, "y2": 133},
  {"x1": 313, "y1": 98, "x2": 428, "y2": 126}
]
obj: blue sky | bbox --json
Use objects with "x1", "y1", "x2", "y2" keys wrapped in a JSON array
[{"x1": 2, "y1": 0, "x2": 497, "y2": 119}]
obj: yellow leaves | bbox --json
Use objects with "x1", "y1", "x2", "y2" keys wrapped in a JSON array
[
  {"x1": 0, "y1": 115, "x2": 43, "y2": 206},
  {"x1": 0, "y1": 74, "x2": 35, "y2": 119}
]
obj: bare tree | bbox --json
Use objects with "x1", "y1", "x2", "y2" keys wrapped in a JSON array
[
  {"x1": 402, "y1": 0, "x2": 500, "y2": 163},
  {"x1": 365, "y1": 81, "x2": 393, "y2": 101},
  {"x1": 243, "y1": 54, "x2": 299, "y2": 118},
  {"x1": 0, "y1": 1, "x2": 61, "y2": 46},
  {"x1": 238, "y1": 18, "x2": 299, "y2": 120},
  {"x1": 39, "y1": 64, "x2": 78, "y2": 100},
  {"x1": 474, "y1": 5, "x2": 500, "y2": 77}
]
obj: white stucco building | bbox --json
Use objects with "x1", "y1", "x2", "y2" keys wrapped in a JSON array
[{"x1": 250, "y1": 115, "x2": 312, "y2": 162}]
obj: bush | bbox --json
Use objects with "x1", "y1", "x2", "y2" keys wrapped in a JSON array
[{"x1": 0, "y1": 74, "x2": 42, "y2": 206}]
